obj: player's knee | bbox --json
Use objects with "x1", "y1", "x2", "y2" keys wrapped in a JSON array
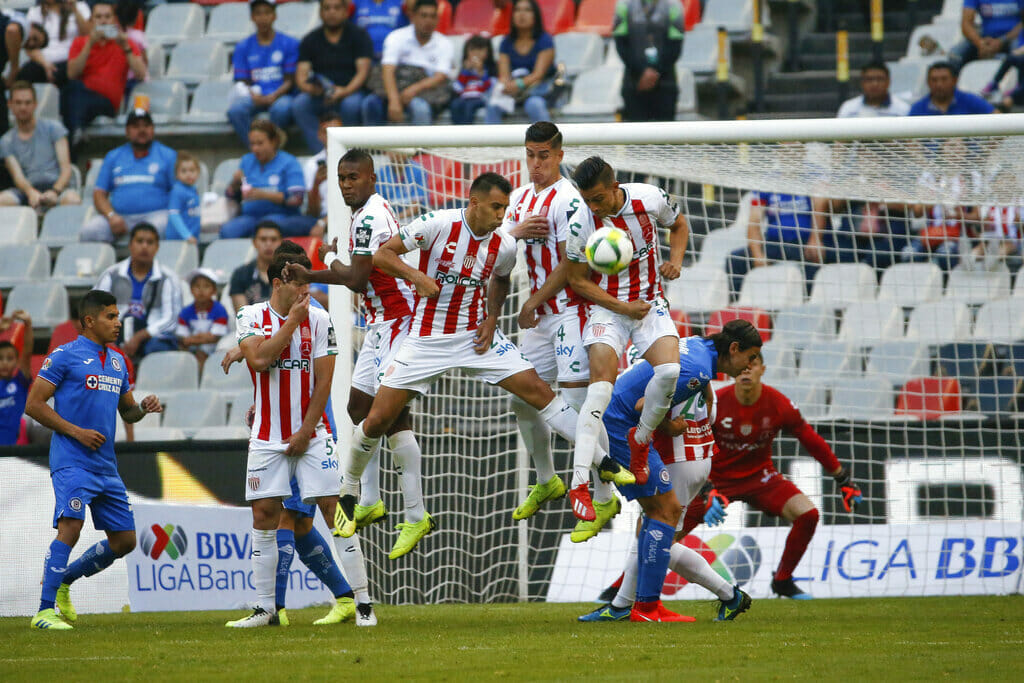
[
  {"x1": 111, "y1": 535, "x2": 136, "y2": 557},
  {"x1": 651, "y1": 362, "x2": 680, "y2": 391},
  {"x1": 797, "y1": 507, "x2": 820, "y2": 529}
]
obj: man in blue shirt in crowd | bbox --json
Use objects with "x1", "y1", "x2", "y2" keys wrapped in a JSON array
[
  {"x1": 352, "y1": 0, "x2": 410, "y2": 62},
  {"x1": 949, "y1": 0, "x2": 1022, "y2": 71},
  {"x1": 228, "y1": 0, "x2": 300, "y2": 146},
  {"x1": 26, "y1": 289, "x2": 162, "y2": 631},
  {"x1": 0, "y1": 310, "x2": 32, "y2": 446},
  {"x1": 909, "y1": 61, "x2": 996, "y2": 116},
  {"x1": 79, "y1": 109, "x2": 178, "y2": 243}
]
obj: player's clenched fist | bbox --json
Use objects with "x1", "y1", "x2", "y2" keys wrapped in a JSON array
[
  {"x1": 620, "y1": 299, "x2": 651, "y2": 320},
  {"x1": 139, "y1": 395, "x2": 163, "y2": 414},
  {"x1": 412, "y1": 273, "x2": 440, "y2": 298},
  {"x1": 473, "y1": 317, "x2": 497, "y2": 354},
  {"x1": 658, "y1": 262, "x2": 681, "y2": 280},
  {"x1": 73, "y1": 427, "x2": 105, "y2": 451}
]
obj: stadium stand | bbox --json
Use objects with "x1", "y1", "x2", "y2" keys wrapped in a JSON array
[
  {"x1": 878, "y1": 263, "x2": 944, "y2": 306},
  {"x1": 0, "y1": 244, "x2": 49, "y2": 289},
  {"x1": 134, "y1": 351, "x2": 200, "y2": 397},
  {"x1": 39, "y1": 205, "x2": 90, "y2": 250},
  {"x1": 552, "y1": 32, "x2": 604, "y2": 77},
  {"x1": 797, "y1": 341, "x2": 860, "y2": 381},
  {"x1": 737, "y1": 263, "x2": 805, "y2": 310},
  {"x1": 5, "y1": 282, "x2": 69, "y2": 330},
  {"x1": 143, "y1": 3, "x2": 205, "y2": 46},
  {"x1": 664, "y1": 266, "x2": 730, "y2": 313},
  {"x1": 706, "y1": 306, "x2": 772, "y2": 342},
  {"x1": 896, "y1": 376, "x2": 962, "y2": 419},
  {"x1": 51, "y1": 244, "x2": 117, "y2": 289},
  {"x1": 906, "y1": 301, "x2": 972, "y2": 344},
  {"x1": 809, "y1": 262, "x2": 878, "y2": 307},
  {"x1": 866, "y1": 340, "x2": 932, "y2": 386},
  {"x1": 165, "y1": 40, "x2": 231, "y2": 86},
  {"x1": 772, "y1": 304, "x2": 835, "y2": 348},
  {"x1": 162, "y1": 390, "x2": 229, "y2": 433},
  {"x1": 759, "y1": 341, "x2": 796, "y2": 380},
  {"x1": 944, "y1": 265, "x2": 1012, "y2": 304},
  {"x1": 205, "y1": 3, "x2": 254, "y2": 44},
  {"x1": 117, "y1": 80, "x2": 188, "y2": 124},
  {"x1": 0, "y1": 207, "x2": 37, "y2": 245}
]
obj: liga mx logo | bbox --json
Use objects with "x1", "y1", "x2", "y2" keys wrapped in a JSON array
[
  {"x1": 140, "y1": 523, "x2": 188, "y2": 560},
  {"x1": 662, "y1": 534, "x2": 761, "y2": 594}
]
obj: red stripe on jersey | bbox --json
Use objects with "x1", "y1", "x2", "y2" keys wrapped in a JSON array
[
  {"x1": 467, "y1": 233, "x2": 505, "y2": 331},
  {"x1": 419, "y1": 221, "x2": 462, "y2": 336},
  {"x1": 390, "y1": 317, "x2": 404, "y2": 344},
  {"x1": 535, "y1": 190, "x2": 560, "y2": 314},
  {"x1": 257, "y1": 308, "x2": 272, "y2": 441},
  {"x1": 278, "y1": 318, "x2": 293, "y2": 441},
  {"x1": 368, "y1": 271, "x2": 412, "y2": 321},
  {"x1": 299, "y1": 318, "x2": 311, "y2": 431},
  {"x1": 611, "y1": 216, "x2": 641, "y2": 301},
  {"x1": 632, "y1": 199, "x2": 659, "y2": 301},
  {"x1": 522, "y1": 191, "x2": 541, "y2": 306},
  {"x1": 443, "y1": 231, "x2": 484, "y2": 334}
]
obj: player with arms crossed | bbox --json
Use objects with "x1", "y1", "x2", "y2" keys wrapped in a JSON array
[
  {"x1": 503, "y1": 122, "x2": 630, "y2": 538},
  {"x1": 579, "y1": 321, "x2": 761, "y2": 622},
  {"x1": 284, "y1": 149, "x2": 429, "y2": 560},
  {"x1": 27, "y1": 290, "x2": 163, "y2": 631},
  {"x1": 565, "y1": 156, "x2": 689, "y2": 522},
  {"x1": 334, "y1": 173, "x2": 585, "y2": 547},
  {"x1": 226, "y1": 251, "x2": 358, "y2": 627}
]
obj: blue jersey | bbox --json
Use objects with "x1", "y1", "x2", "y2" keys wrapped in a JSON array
[
  {"x1": 96, "y1": 141, "x2": 177, "y2": 215},
  {"x1": 233, "y1": 31, "x2": 299, "y2": 93},
  {"x1": 0, "y1": 369, "x2": 30, "y2": 445},
  {"x1": 909, "y1": 89, "x2": 996, "y2": 116},
  {"x1": 603, "y1": 336, "x2": 718, "y2": 440},
  {"x1": 167, "y1": 181, "x2": 201, "y2": 240},
  {"x1": 38, "y1": 336, "x2": 131, "y2": 476},
  {"x1": 963, "y1": 0, "x2": 1023, "y2": 38},
  {"x1": 352, "y1": 0, "x2": 409, "y2": 59},
  {"x1": 753, "y1": 191, "x2": 815, "y2": 243},
  {"x1": 239, "y1": 150, "x2": 305, "y2": 218}
]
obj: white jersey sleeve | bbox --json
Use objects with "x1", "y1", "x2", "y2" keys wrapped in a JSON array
[
  {"x1": 565, "y1": 205, "x2": 594, "y2": 264},
  {"x1": 551, "y1": 181, "x2": 583, "y2": 244},
  {"x1": 400, "y1": 210, "x2": 447, "y2": 252},
  {"x1": 311, "y1": 308, "x2": 338, "y2": 359},
  {"x1": 236, "y1": 305, "x2": 261, "y2": 344},
  {"x1": 494, "y1": 231, "x2": 518, "y2": 277},
  {"x1": 638, "y1": 183, "x2": 680, "y2": 227}
]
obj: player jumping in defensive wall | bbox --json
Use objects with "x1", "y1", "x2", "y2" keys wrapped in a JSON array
[{"x1": 565, "y1": 156, "x2": 689, "y2": 522}]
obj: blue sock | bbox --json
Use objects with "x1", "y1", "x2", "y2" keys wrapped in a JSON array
[
  {"x1": 635, "y1": 517, "x2": 675, "y2": 604},
  {"x1": 295, "y1": 527, "x2": 352, "y2": 599},
  {"x1": 63, "y1": 539, "x2": 116, "y2": 585},
  {"x1": 39, "y1": 539, "x2": 72, "y2": 612},
  {"x1": 275, "y1": 529, "x2": 295, "y2": 610}
]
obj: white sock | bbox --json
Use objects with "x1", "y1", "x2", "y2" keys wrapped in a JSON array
[
  {"x1": 251, "y1": 528, "x2": 277, "y2": 613},
  {"x1": 388, "y1": 430, "x2": 425, "y2": 523},
  {"x1": 611, "y1": 534, "x2": 639, "y2": 609},
  {"x1": 538, "y1": 395, "x2": 577, "y2": 442},
  {"x1": 341, "y1": 421, "x2": 377, "y2": 498},
  {"x1": 561, "y1": 386, "x2": 588, "y2": 413},
  {"x1": 358, "y1": 444, "x2": 382, "y2": 507},
  {"x1": 511, "y1": 397, "x2": 555, "y2": 482},
  {"x1": 571, "y1": 382, "x2": 612, "y2": 488},
  {"x1": 634, "y1": 363, "x2": 680, "y2": 444},
  {"x1": 332, "y1": 531, "x2": 371, "y2": 604},
  {"x1": 669, "y1": 542, "x2": 734, "y2": 601},
  {"x1": 592, "y1": 474, "x2": 615, "y2": 504}
]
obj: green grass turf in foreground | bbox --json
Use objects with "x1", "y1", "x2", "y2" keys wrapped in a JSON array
[{"x1": 2, "y1": 596, "x2": 1022, "y2": 681}]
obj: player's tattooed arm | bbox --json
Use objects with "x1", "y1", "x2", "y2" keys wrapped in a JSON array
[
  {"x1": 474, "y1": 273, "x2": 510, "y2": 354},
  {"x1": 118, "y1": 393, "x2": 163, "y2": 424},
  {"x1": 24, "y1": 379, "x2": 106, "y2": 450},
  {"x1": 373, "y1": 234, "x2": 439, "y2": 298},
  {"x1": 566, "y1": 259, "x2": 649, "y2": 319},
  {"x1": 518, "y1": 242, "x2": 570, "y2": 329},
  {"x1": 659, "y1": 212, "x2": 688, "y2": 281}
]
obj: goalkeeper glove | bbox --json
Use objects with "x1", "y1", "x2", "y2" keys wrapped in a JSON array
[
  {"x1": 703, "y1": 489, "x2": 729, "y2": 527},
  {"x1": 834, "y1": 467, "x2": 862, "y2": 513}
]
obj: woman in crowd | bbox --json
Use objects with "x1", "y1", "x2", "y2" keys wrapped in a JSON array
[{"x1": 485, "y1": 0, "x2": 555, "y2": 124}]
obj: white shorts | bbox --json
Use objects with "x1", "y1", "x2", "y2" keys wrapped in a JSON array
[
  {"x1": 583, "y1": 296, "x2": 678, "y2": 357},
  {"x1": 667, "y1": 459, "x2": 712, "y2": 521},
  {"x1": 381, "y1": 328, "x2": 535, "y2": 395},
  {"x1": 518, "y1": 307, "x2": 590, "y2": 385},
  {"x1": 245, "y1": 434, "x2": 339, "y2": 503},
  {"x1": 351, "y1": 317, "x2": 410, "y2": 395}
]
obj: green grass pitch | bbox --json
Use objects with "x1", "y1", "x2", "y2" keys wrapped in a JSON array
[{"x1": 2, "y1": 596, "x2": 1022, "y2": 680}]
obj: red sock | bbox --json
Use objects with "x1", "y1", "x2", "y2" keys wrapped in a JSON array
[
  {"x1": 775, "y1": 508, "x2": 819, "y2": 581},
  {"x1": 633, "y1": 600, "x2": 658, "y2": 613}
]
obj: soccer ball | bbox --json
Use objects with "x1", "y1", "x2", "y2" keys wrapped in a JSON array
[{"x1": 585, "y1": 227, "x2": 633, "y2": 275}]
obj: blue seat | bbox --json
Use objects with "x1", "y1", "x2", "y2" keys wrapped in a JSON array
[
  {"x1": 936, "y1": 342, "x2": 993, "y2": 379},
  {"x1": 989, "y1": 343, "x2": 1024, "y2": 378},
  {"x1": 962, "y1": 376, "x2": 1021, "y2": 414}
]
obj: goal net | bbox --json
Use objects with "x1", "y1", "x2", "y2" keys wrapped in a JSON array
[{"x1": 327, "y1": 117, "x2": 1024, "y2": 604}]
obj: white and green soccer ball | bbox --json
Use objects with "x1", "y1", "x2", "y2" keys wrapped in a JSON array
[{"x1": 584, "y1": 227, "x2": 633, "y2": 275}]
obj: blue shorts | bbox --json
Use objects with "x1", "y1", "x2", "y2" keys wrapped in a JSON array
[
  {"x1": 51, "y1": 467, "x2": 135, "y2": 531},
  {"x1": 282, "y1": 477, "x2": 316, "y2": 518},
  {"x1": 607, "y1": 434, "x2": 673, "y2": 501}
]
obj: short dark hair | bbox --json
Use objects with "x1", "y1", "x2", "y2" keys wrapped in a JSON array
[
  {"x1": 525, "y1": 121, "x2": 562, "y2": 149},
  {"x1": 78, "y1": 289, "x2": 118, "y2": 325},
  {"x1": 274, "y1": 240, "x2": 307, "y2": 257},
  {"x1": 860, "y1": 61, "x2": 889, "y2": 77},
  {"x1": 572, "y1": 156, "x2": 614, "y2": 191},
  {"x1": 708, "y1": 319, "x2": 763, "y2": 356},
  {"x1": 267, "y1": 252, "x2": 311, "y2": 283},
  {"x1": 0, "y1": 340, "x2": 16, "y2": 356},
  {"x1": 130, "y1": 222, "x2": 159, "y2": 242},
  {"x1": 319, "y1": 109, "x2": 343, "y2": 124},
  {"x1": 928, "y1": 61, "x2": 956, "y2": 78},
  {"x1": 8, "y1": 80, "x2": 35, "y2": 102},
  {"x1": 470, "y1": 172, "x2": 512, "y2": 197},
  {"x1": 254, "y1": 220, "x2": 282, "y2": 239},
  {"x1": 412, "y1": 0, "x2": 438, "y2": 12},
  {"x1": 339, "y1": 148, "x2": 375, "y2": 172},
  {"x1": 509, "y1": 0, "x2": 544, "y2": 40}
]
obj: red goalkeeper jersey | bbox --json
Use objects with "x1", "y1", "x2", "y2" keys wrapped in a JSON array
[{"x1": 711, "y1": 383, "x2": 839, "y2": 482}]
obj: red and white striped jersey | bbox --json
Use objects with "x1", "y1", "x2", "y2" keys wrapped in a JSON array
[
  {"x1": 502, "y1": 177, "x2": 583, "y2": 315},
  {"x1": 981, "y1": 203, "x2": 1022, "y2": 241},
  {"x1": 566, "y1": 183, "x2": 679, "y2": 304},
  {"x1": 399, "y1": 208, "x2": 517, "y2": 337},
  {"x1": 236, "y1": 302, "x2": 337, "y2": 443},
  {"x1": 652, "y1": 392, "x2": 715, "y2": 465},
  {"x1": 350, "y1": 192, "x2": 415, "y2": 324}
]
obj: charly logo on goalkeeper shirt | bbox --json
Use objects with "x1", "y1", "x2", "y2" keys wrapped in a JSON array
[
  {"x1": 662, "y1": 534, "x2": 761, "y2": 594},
  {"x1": 140, "y1": 523, "x2": 188, "y2": 561}
]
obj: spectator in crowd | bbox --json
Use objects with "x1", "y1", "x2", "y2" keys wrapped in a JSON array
[
  {"x1": 837, "y1": 62, "x2": 911, "y2": 117},
  {"x1": 176, "y1": 268, "x2": 229, "y2": 372},
  {"x1": 17, "y1": 0, "x2": 91, "y2": 87},
  {"x1": 967, "y1": 200, "x2": 1023, "y2": 273},
  {"x1": 0, "y1": 80, "x2": 80, "y2": 208},
  {"x1": 0, "y1": 311, "x2": 33, "y2": 446},
  {"x1": 167, "y1": 152, "x2": 201, "y2": 243},
  {"x1": 220, "y1": 120, "x2": 313, "y2": 238},
  {"x1": 362, "y1": 0, "x2": 454, "y2": 126},
  {"x1": 485, "y1": 0, "x2": 554, "y2": 124},
  {"x1": 1, "y1": 12, "x2": 49, "y2": 138},
  {"x1": 96, "y1": 222, "x2": 183, "y2": 361},
  {"x1": 451, "y1": 34, "x2": 494, "y2": 124},
  {"x1": 982, "y1": 35, "x2": 1024, "y2": 110},
  {"x1": 377, "y1": 151, "x2": 428, "y2": 218},
  {"x1": 727, "y1": 191, "x2": 832, "y2": 295},
  {"x1": 949, "y1": 0, "x2": 1021, "y2": 72},
  {"x1": 303, "y1": 111, "x2": 343, "y2": 237},
  {"x1": 352, "y1": 0, "x2": 411, "y2": 62},
  {"x1": 292, "y1": 0, "x2": 373, "y2": 151},
  {"x1": 80, "y1": 108, "x2": 177, "y2": 242},
  {"x1": 62, "y1": 1, "x2": 145, "y2": 146},
  {"x1": 227, "y1": 0, "x2": 299, "y2": 147},
  {"x1": 114, "y1": 0, "x2": 145, "y2": 90},
  {"x1": 612, "y1": 0, "x2": 684, "y2": 122},
  {"x1": 229, "y1": 219, "x2": 282, "y2": 309},
  {"x1": 910, "y1": 62, "x2": 995, "y2": 116}
]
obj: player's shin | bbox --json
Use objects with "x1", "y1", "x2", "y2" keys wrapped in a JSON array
[
  {"x1": 332, "y1": 533, "x2": 371, "y2": 605},
  {"x1": 340, "y1": 422, "x2": 378, "y2": 498},
  {"x1": 571, "y1": 381, "x2": 613, "y2": 488},
  {"x1": 388, "y1": 430, "x2": 426, "y2": 523},
  {"x1": 296, "y1": 527, "x2": 352, "y2": 599},
  {"x1": 251, "y1": 528, "x2": 278, "y2": 613},
  {"x1": 668, "y1": 543, "x2": 733, "y2": 601},
  {"x1": 776, "y1": 508, "x2": 819, "y2": 581},
  {"x1": 39, "y1": 539, "x2": 72, "y2": 612},
  {"x1": 611, "y1": 534, "x2": 639, "y2": 610},
  {"x1": 634, "y1": 517, "x2": 676, "y2": 607},
  {"x1": 274, "y1": 530, "x2": 295, "y2": 611},
  {"x1": 62, "y1": 539, "x2": 117, "y2": 585},
  {"x1": 511, "y1": 396, "x2": 555, "y2": 482},
  {"x1": 634, "y1": 363, "x2": 680, "y2": 444},
  {"x1": 358, "y1": 445, "x2": 382, "y2": 507}
]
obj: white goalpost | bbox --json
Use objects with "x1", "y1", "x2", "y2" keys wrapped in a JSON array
[{"x1": 327, "y1": 117, "x2": 1024, "y2": 604}]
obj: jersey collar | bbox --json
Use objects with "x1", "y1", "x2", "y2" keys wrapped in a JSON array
[{"x1": 611, "y1": 186, "x2": 631, "y2": 219}]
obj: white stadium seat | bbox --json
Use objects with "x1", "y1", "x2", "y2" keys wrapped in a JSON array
[
  {"x1": 144, "y1": 3, "x2": 205, "y2": 46},
  {"x1": 797, "y1": 341, "x2": 861, "y2": 381},
  {"x1": 206, "y1": 3, "x2": 254, "y2": 43},
  {"x1": 165, "y1": 40, "x2": 230, "y2": 85},
  {"x1": 972, "y1": 300, "x2": 1024, "y2": 343},
  {"x1": 135, "y1": 351, "x2": 200, "y2": 395},
  {"x1": 553, "y1": 32, "x2": 605, "y2": 76},
  {"x1": 878, "y1": 262, "x2": 943, "y2": 306},
  {"x1": 0, "y1": 244, "x2": 49, "y2": 288},
  {"x1": 39, "y1": 204, "x2": 90, "y2": 249},
  {"x1": 562, "y1": 66, "x2": 624, "y2": 118},
  {"x1": 944, "y1": 265, "x2": 1012, "y2": 305},
  {"x1": 906, "y1": 301, "x2": 972, "y2": 344},
  {"x1": 839, "y1": 301, "x2": 904, "y2": 345},
  {"x1": 865, "y1": 341, "x2": 931, "y2": 386},
  {"x1": 772, "y1": 304, "x2": 836, "y2": 348},
  {"x1": 759, "y1": 341, "x2": 796, "y2": 381},
  {"x1": 829, "y1": 375, "x2": 895, "y2": 420},
  {"x1": 738, "y1": 263, "x2": 804, "y2": 310},
  {"x1": 0, "y1": 206, "x2": 36, "y2": 245},
  {"x1": 664, "y1": 266, "x2": 729, "y2": 313},
  {"x1": 810, "y1": 262, "x2": 877, "y2": 307},
  {"x1": 201, "y1": 239, "x2": 256, "y2": 284},
  {"x1": 6, "y1": 282, "x2": 69, "y2": 328},
  {"x1": 51, "y1": 243, "x2": 117, "y2": 288}
]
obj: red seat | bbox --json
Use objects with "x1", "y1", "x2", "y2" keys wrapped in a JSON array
[
  {"x1": 682, "y1": 0, "x2": 701, "y2": 30},
  {"x1": 453, "y1": 0, "x2": 502, "y2": 35},
  {"x1": 537, "y1": 0, "x2": 576, "y2": 34},
  {"x1": 437, "y1": 0, "x2": 454, "y2": 34},
  {"x1": 705, "y1": 307, "x2": 772, "y2": 343},
  {"x1": 285, "y1": 237, "x2": 326, "y2": 270},
  {"x1": 0, "y1": 320, "x2": 26, "y2": 353},
  {"x1": 48, "y1": 319, "x2": 79, "y2": 354},
  {"x1": 670, "y1": 309, "x2": 691, "y2": 338},
  {"x1": 897, "y1": 377, "x2": 961, "y2": 419},
  {"x1": 415, "y1": 153, "x2": 467, "y2": 208},
  {"x1": 573, "y1": 0, "x2": 616, "y2": 37}
]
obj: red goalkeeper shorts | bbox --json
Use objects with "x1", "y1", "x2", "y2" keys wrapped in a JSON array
[{"x1": 680, "y1": 467, "x2": 805, "y2": 535}]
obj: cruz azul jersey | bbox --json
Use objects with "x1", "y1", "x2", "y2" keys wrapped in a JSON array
[
  {"x1": 711, "y1": 384, "x2": 805, "y2": 480},
  {"x1": 503, "y1": 177, "x2": 583, "y2": 315},
  {"x1": 566, "y1": 182, "x2": 679, "y2": 303},
  {"x1": 37, "y1": 336, "x2": 131, "y2": 475},
  {"x1": 652, "y1": 392, "x2": 716, "y2": 464},
  {"x1": 350, "y1": 192, "x2": 415, "y2": 324},
  {"x1": 399, "y1": 209, "x2": 517, "y2": 337},
  {"x1": 237, "y1": 302, "x2": 337, "y2": 443}
]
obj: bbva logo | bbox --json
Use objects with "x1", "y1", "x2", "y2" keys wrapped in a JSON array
[{"x1": 140, "y1": 523, "x2": 188, "y2": 561}]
